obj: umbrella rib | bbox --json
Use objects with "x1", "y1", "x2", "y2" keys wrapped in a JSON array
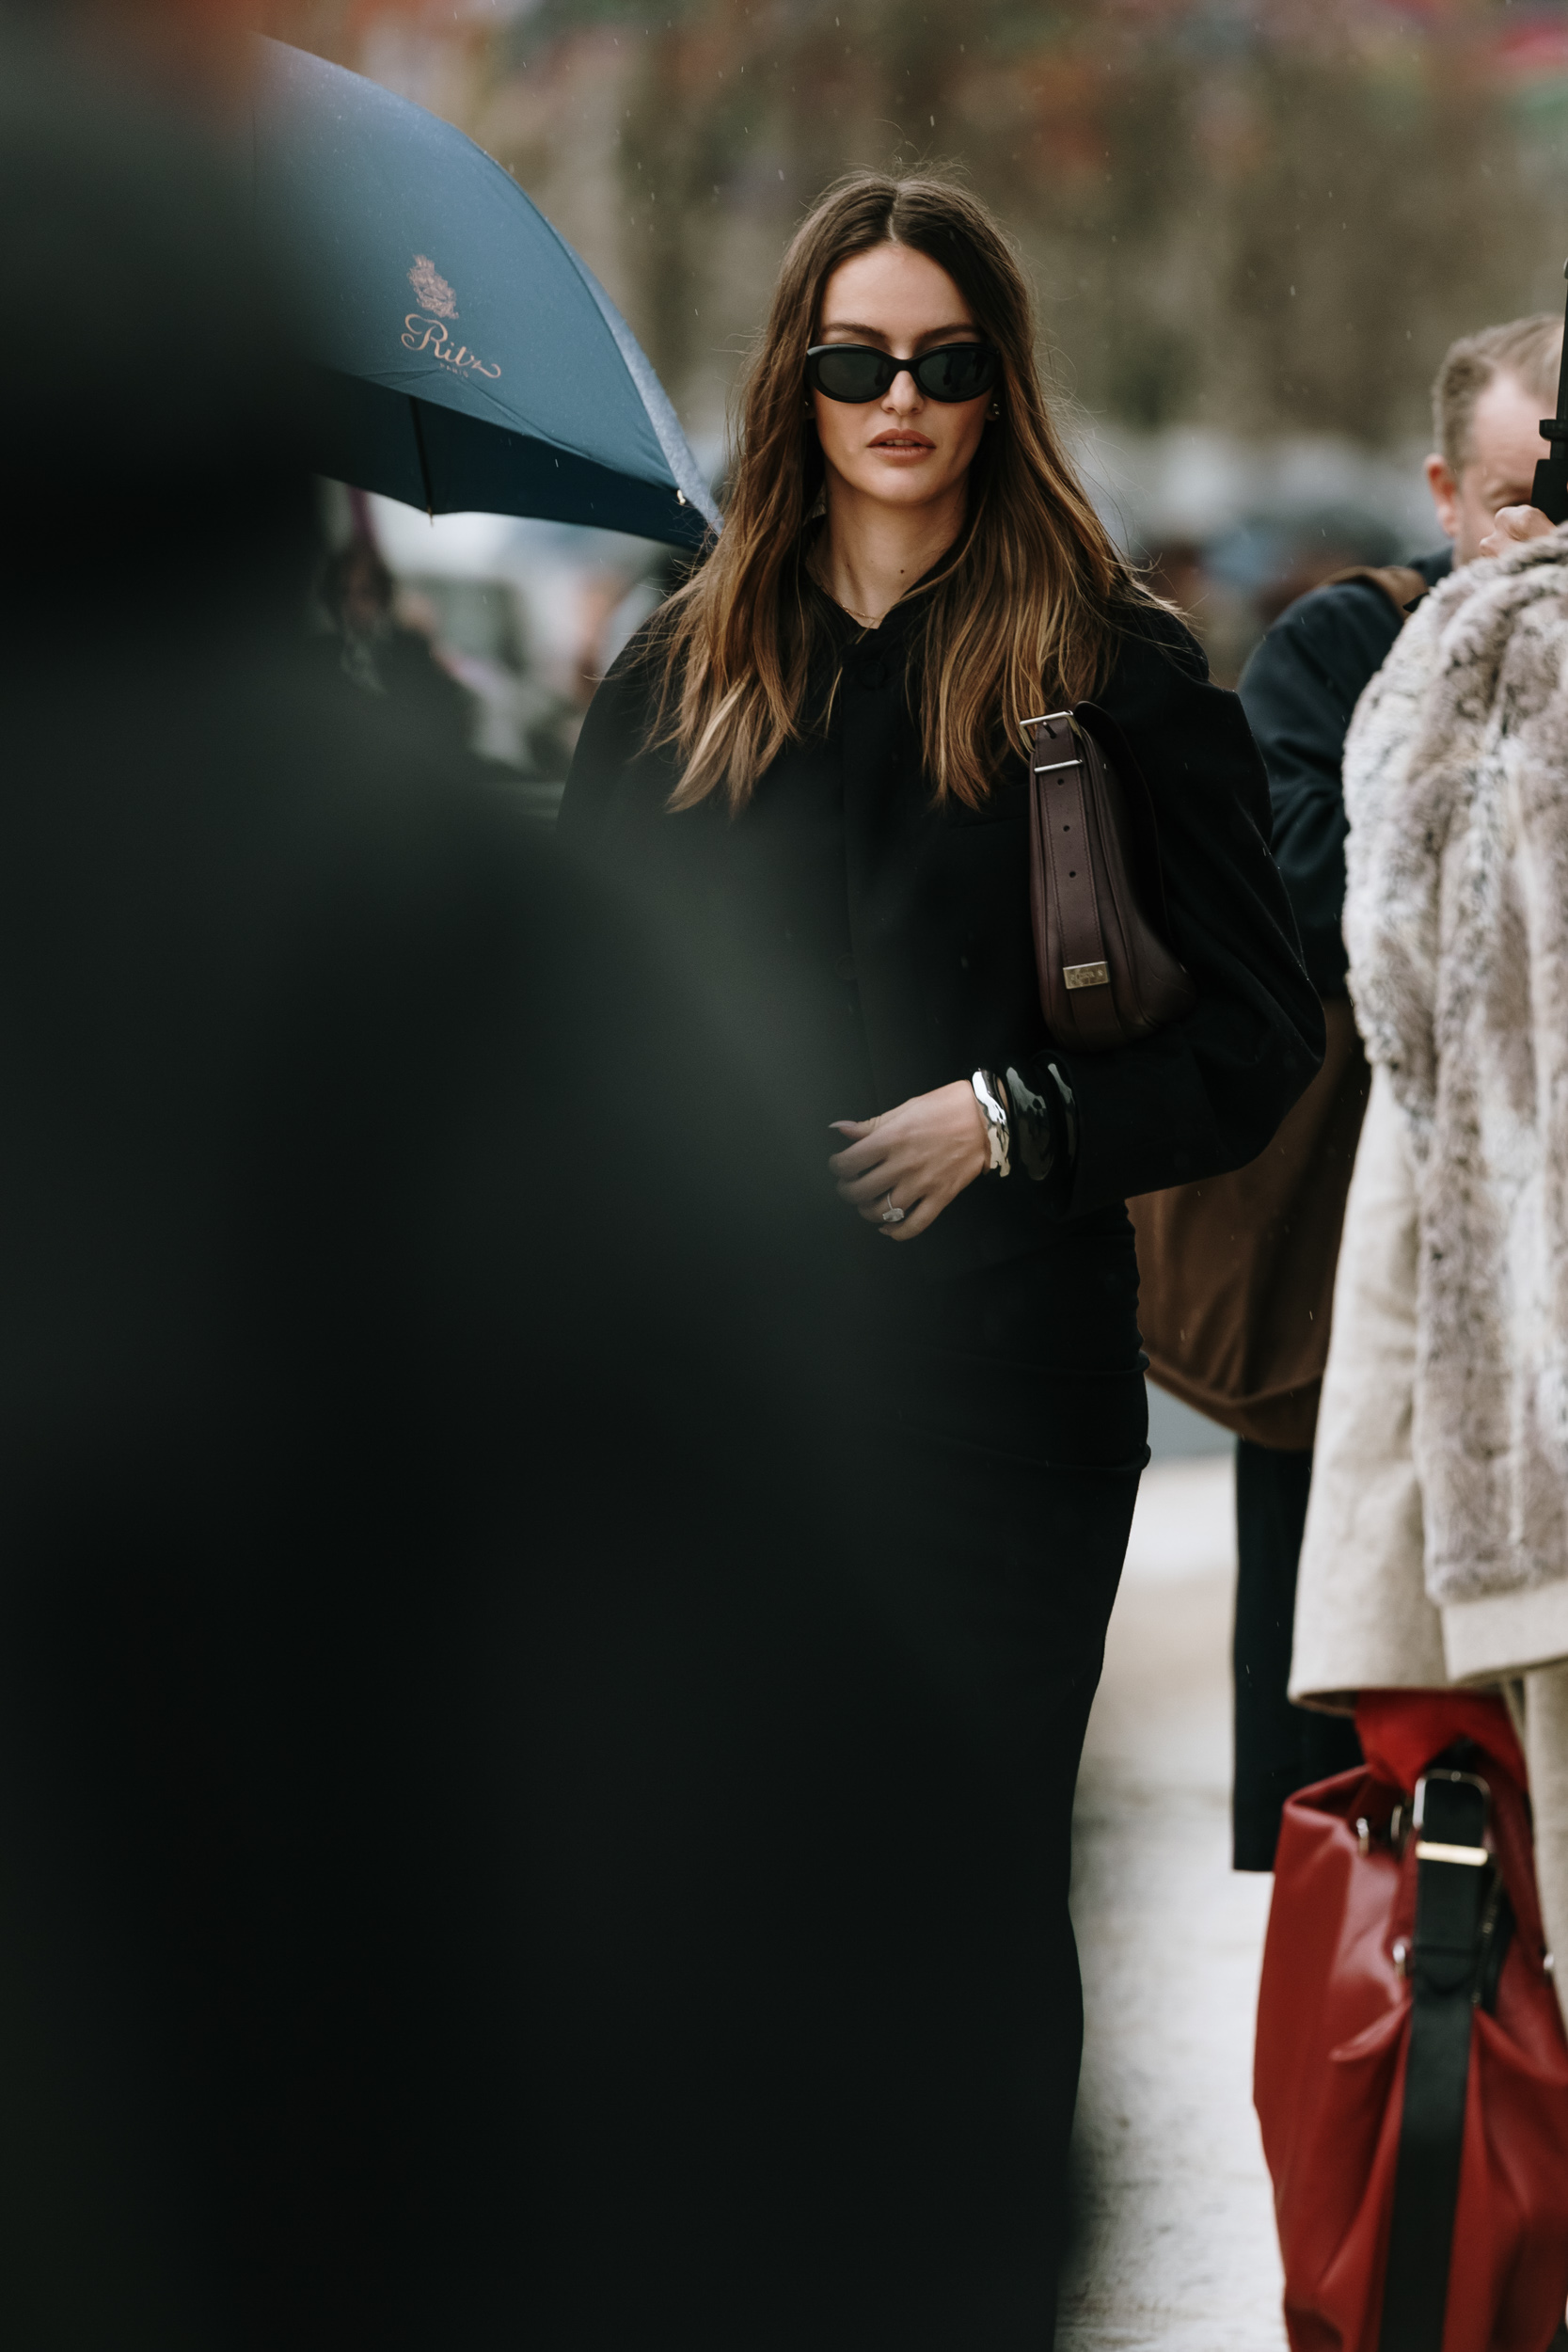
[{"x1": 408, "y1": 398, "x2": 436, "y2": 519}]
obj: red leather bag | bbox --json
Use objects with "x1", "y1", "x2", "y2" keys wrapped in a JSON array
[{"x1": 1255, "y1": 1692, "x2": 1568, "y2": 2352}]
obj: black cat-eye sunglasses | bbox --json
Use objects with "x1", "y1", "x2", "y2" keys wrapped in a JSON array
[{"x1": 804, "y1": 342, "x2": 1001, "y2": 405}]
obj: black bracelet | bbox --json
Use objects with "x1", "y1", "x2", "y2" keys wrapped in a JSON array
[{"x1": 1004, "y1": 1061, "x2": 1077, "y2": 1187}]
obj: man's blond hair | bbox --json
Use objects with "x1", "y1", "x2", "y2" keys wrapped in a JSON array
[{"x1": 1433, "y1": 314, "x2": 1562, "y2": 473}]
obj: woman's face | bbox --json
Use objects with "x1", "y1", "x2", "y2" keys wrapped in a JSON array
[{"x1": 810, "y1": 243, "x2": 992, "y2": 512}]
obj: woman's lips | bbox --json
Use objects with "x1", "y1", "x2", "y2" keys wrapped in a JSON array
[{"x1": 869, "y1": 433, "x2": 935, "y2": 453}]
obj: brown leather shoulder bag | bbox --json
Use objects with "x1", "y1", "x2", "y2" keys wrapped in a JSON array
[{"x1": 1023, "y1": 701, "x2": 1196, "y2": 1052}]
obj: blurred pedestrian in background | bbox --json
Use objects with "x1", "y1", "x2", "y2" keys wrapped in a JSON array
[
  {"x1": 0, "y1": 16, "x2": 1173, "y2": 2351},
  {"x1": 562, "y1": 169, "x2": 1322, "y2": 2339},
  {"x1": 316, "y1": 531, "x2": 479, "y2": 748},
  {"x1": 1224, "y1": 313, "x2": 1560, "y2": 1870},
  {"x1": 1260, "y1": 353, "x2": 1568, "y2": 2352},
  {"x1": 1290, "y1": 398, "x2": 1568, "y2": 1994}
]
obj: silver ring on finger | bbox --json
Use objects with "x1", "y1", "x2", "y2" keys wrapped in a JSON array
[{"x1": 879, "y1": 1190, "x2": 906, "y2": 1226}]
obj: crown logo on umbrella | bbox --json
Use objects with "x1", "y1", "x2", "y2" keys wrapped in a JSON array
[{"x1": 407, "y1": 254, "x2": 458, "y2": 319}]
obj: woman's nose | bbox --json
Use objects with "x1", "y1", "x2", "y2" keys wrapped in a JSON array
[{"x1": 883, "y1": 365, "x2": 923, "y2": 414}]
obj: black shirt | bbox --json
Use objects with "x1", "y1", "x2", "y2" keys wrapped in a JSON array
[
  {"x1": 562, "y1": 583, "x2": 1323, "y2": 1373},
  {"x1": 1237, "y1": 549, "x2": 1452, "y2": 994}
]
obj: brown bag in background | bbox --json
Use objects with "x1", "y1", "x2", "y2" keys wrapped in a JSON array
[
  {"x1": 1025, "y1": 701, "x2": 1196, "y2": 1053},
  {"x1": 1124, "y1": 563, "x2": 1420, "y2": 1451},
  {"x1": 1127, "y1": 996, "x2": 1370, "y2": 1450}
]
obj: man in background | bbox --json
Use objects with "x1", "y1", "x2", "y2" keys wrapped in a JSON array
[{"x1": 1230, "y1": 312, "x2": 1562, "y2": 1870}]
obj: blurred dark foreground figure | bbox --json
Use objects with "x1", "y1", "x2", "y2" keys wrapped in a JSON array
[{"x1": 0, "y1": 31, "x2": 1089, "y2": 2351}]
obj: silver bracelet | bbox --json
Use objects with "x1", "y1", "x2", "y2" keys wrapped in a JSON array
[{"x1": 971, "y1": 1068, "x2": 1011, "y2": 1178}]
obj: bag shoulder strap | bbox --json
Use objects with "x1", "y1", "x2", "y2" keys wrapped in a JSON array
[
  {"x1": 1025, "y1": 711, "x2": 1122, "y2": 1051},
  {"x1": 1321, "y1": 564, "x2": 1431, "y2": 623},
  {"x1": 1379, "y1": 1770, "x2": 1497, "y2": 2352}
]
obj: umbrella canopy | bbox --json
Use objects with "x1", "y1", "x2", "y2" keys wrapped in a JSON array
[{"x1": 251, "y1": 39, "x2": 719, "y2": 550}]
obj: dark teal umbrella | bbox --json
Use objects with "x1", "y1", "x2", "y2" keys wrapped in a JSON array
[{"x1": 251, "y1": 38, "x2": 719, "y2": 549}]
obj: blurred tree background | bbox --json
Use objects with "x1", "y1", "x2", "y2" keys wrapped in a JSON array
[
  {"x1": 262, "y1": 0, "x2": 1568, "y2": 440},
  {"x1": 268, "y1": 0, "x2": 1568, "y2": 680}
]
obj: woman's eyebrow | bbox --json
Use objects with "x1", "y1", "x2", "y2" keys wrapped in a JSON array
[{"x1": 816, "y1": 321, "x2": 978, "y2": 344}]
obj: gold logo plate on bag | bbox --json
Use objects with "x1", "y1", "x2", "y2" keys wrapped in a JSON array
[{"x1": 1063, "y1": 961, "x2": 1110, "y2": 990}]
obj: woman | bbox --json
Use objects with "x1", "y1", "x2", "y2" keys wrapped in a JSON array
[{"x1": 562, "y1": 174, "x2": 1321, "y2": 2336}]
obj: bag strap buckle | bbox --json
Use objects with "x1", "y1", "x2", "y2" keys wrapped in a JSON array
[{"x1": 1023, "y1": 709, "x2": 1081, "y2": 775}]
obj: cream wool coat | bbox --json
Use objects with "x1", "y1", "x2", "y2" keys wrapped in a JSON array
[{"x1": 1291, "y1": 532, "x2": 1568, "y2": 1978}]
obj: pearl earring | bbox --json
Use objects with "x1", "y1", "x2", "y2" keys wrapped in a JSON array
[{"x1": 988, "y1": 402, "x2": 1001, "y2": 420}]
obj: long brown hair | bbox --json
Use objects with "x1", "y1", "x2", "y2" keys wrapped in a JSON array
[{"x1": 654, "y1": 171, "x2": 1159, "y2": 813}]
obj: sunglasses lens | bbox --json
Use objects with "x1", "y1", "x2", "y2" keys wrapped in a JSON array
[
  {"x1": 918, "y1": 344, "x2": 998, "y2": 402},
  {"x1": 810, "y1": 347, "x2": 891, "y2": 402}
]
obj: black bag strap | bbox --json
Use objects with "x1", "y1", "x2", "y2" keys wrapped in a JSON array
[{"x1": 1378, "y1": 1771, "x2": 1495, "y2": 2352}]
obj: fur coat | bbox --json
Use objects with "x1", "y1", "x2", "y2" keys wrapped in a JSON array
[
  {"x1": 1318, "y1": 529, "x2": 1568, "y2": 1677},
  {"x1": 1293, "y1": 532, "x2": 1568, "y2": 1997}
]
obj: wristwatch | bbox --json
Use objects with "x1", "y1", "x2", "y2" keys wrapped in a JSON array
[{"x1": 971, "y1": 1068, "x2": 1011, "y2": 1178}]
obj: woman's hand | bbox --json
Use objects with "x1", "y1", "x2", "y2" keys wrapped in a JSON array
[
  {"x1": 1479, "y1": 504, "x2": 1559, "y2": 560},
  {"x1": 828, "y1": 1078, "x2": 990, "y2": 1242}
]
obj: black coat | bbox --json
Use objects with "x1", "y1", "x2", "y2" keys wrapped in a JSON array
[
  {"x1": 1237, "y1": 550, "x2": 1451, "y2": 993},
  {"x1": 562, "y1": 589, "x2": 1324, "y2": 1288}
]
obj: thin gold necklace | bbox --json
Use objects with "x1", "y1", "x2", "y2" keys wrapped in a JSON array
[{"x1": 811, "y1": 558, "x2": 888, "y2": 628}]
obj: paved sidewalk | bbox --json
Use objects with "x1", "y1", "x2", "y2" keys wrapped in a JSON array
[{"x1": 1057, "y1": 1453, "x2": 1289, "y2": 2352}]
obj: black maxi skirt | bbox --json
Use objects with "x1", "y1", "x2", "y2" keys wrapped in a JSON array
[{"x1": 860, "y1": 1248, "x2": 1148, "y2": 2347}]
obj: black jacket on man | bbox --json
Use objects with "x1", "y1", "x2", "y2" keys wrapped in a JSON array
[{"x1": 1238, "y1": 551, "x2": 1453, "y2": 993}]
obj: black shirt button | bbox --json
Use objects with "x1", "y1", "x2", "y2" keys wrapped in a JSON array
[
  {"x1": 857, "y1": 659, "x2": 889, "y2": 691},
  {"x1": 834, "y1": 954, "x2": 858, "y2": 982}
]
